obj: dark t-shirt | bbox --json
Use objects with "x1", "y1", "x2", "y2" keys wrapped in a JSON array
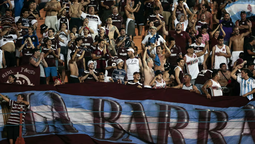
[
  {"x1": 109, "y1": 14, "x2": 123, "y2": 30},
  {"x1": 244, "y1": 43, "x2": 255, "y2": 62},
  {"x1": 168, "y1": 30, "x2": 191, "y2": 55},
  {"x1": 21, "y1": 46, "x2": 33, "y2": 65},
  {"x1": 167, "y1": 45, "x2": 182, "y2": 66},
  {"x1": 42, "y1": 47, "x2": 58, "y2": 67}
]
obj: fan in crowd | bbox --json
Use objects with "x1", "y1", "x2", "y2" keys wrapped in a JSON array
[{"x1": 1, "y1": 0, "x2": 255, "y2": 101}]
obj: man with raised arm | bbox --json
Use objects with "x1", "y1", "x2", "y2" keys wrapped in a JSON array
[
  {"x1": 143, "y1": 47, "x2": 155, "y2": 88},
  {"x1": 229, "y1": 23, "x2": 251, "y2": 67},
  {"x1": 231, "y1": 61, "x2": 255, "y2": 100},
  {"x1": 0, "y1": 93, "x2": 29, "y2": 144}
]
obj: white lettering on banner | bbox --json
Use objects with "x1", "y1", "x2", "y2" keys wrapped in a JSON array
[{"x1": 2, "y1": 70, "x2": 14, "y2": 78}]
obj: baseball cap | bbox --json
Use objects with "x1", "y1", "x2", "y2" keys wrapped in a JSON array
[
  {"x1": 31, "y1": 19, "x2": 37, "y2": 25},
  {"x1": 127, "y1": 48, "x2": 134, "y2": 53},
  {"x1": 40, "y1": 24, "x2": 48, "y2": 31},
  {"x1": 236, "y1": 58, "x2": 244, "y2": 65},
  {"x1": 87, "y1": 60, "x2": 94, "y2": 67},
  {"x1": 117, "y1": 59, "x2": 124, "y2": 64}
]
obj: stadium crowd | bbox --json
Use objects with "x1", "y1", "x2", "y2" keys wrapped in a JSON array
[{"x1": 1, "y1": 0, "x2": 255, "y2": 100}]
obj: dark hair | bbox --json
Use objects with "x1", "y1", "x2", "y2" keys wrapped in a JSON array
[
  {"x1": 247, "y1": 62, "x2": 254, "y2": 67},
  {"x1": 220, "y1": 63, "x2": 226, "y2": 68},
  {"x1": 120, "y1": 28, "x2": 125, "y2": 32},
  {"x1": 133, "y1": 72, "x2": 140, "y2": 75},
  {"x1": 154, "y1": 7, "x2": 160, "y2": 11},
  {"x1": 184, "y1": 73, "x2": 192, "y2": 79},
  {"x1": 28, "y1": 26, "x2": 34, "y2": 31},
  {"x1": 156, "y1": 45, "x2": 163, "y2": 50},
  {"x1": 224, "y1": 13, "x2": 230, "y2": 16},
  {"x1": 72, "y1": 25, "x2": 78, "y2": 29},
  {"x1": 178, "y1": 0, "x2": 183, "y2": 2},
  {"x1": 18, "y1": 94, "x2": 25, "y2": 99},
  {"x1": 22, "y1": 8, "x2": 29, "y2": 13},
  {"x1": 177, "y1": 58, "x2": 184, "y2": 63},
  {"x1": 196, "y1": 34, "x2": 203, "y2": 39},
  {"x1": 168, "y1": 37, "x2": 175, "y2": 42},
  {"x1": 32, "y1": 48, "x2": 40, "y2": 54},
  {"x1": 242, "y1": 68, "x2": 252, "y2": 77},
  {"x1": 5, "y1": 9, "x2": 11, "y2": 12},
  {"x1": 9, "y1": 74, "x2": 16, "y2": 81},
  {"x1": 212, "y1": 69, "x2": 219, "y2": 78},
  {"x1": 155, "y1": 70, "x2": 163, "y2": 76},
  {"x1": 75, "y1": 37, "x2": 82, "y2": 44},
  {"x1": 16, "y1": 21, "x2": 22, "y2": 25},
  {"x1": 248, "y1": 36, "x2": 255, "y2": 43},
  {"x1": 239, "y1": 52, "x2": 244, "y2": 59},
  {"x1": 201, "y1": 25, "x2": 208, "y2": 30},
  {"x1": 44, "y1": 37, "x2": 51, "y2": 45},
  {"x1": 98, "y1": 39, "x2": 104, "y2": 43},
  {"x1": 48, "y1": 28, "x2": 55, "y2": 33},
  {"x1": 217, "y1": 35, "x2": 224, "y2": 40}
]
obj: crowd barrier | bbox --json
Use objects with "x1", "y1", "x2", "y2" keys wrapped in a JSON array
[{"x1": 0, "y1": 82, "x2": 253, "y2": 144}]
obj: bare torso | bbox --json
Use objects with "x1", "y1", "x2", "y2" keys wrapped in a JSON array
[
  {"x1": 107, "y1": 25, "x2": 117, "y2": 40},
  {"x1": 46, "y1": 1, "x2": 60, "y2": 16},
  {"x1": 154, "y1": 54, "x2": 165, "y2": 71},
  {"x1": 231, "y1": 34, "x2": 244, "y2": 51},
  {"x1": 144, "y1": 67, "x2": 154, "y2": 86},
  {"x1": 2, "y1": 42, "x2": 15, "y2": 52},
  {"x1": 70, "y1": 3, "x2": 81, "y2": 18},
  {"x1": 70, "y1": 62, "x2": 79, "y2": 77},
  {"x1": 204, "y1": 11, "x2": 212, "y2": 24},
  {"x1": 125, "y1": 3, "x2": 135, "y2": 20},
  {"x1": 218, "y1": 71, "x2": 231, "y2": 87}
]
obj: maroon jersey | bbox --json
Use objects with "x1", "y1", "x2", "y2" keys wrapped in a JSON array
[
  {"x1": 175, "y1": 5, "x2": 187, "y2": 20},
  {"x1": 42, "y1": 47, "x2": 58, "y2": 67},
  {"x1": 167, "y1": 45, "x2": 182, "y2": 66},
  {"x1": 117, "y1": 47, "x2": 128, "y2": 61},
  {"x1": 93, "y1": 46, "x2": 109, "y2": 70},
  {"x1": 0, "y1": 15, "x2": 15, "y2": 27},
  {"x1": 75, "y1": 46, "x2": 85, "y2": 69},
  {"x1": 15, "y1": 29, "x2": 27, "y2": 48},
  {"x1": 21, "y1": 46, "x2": 33, "y2": 65},
  {"x1": 195, "y1": 21, "x2": 209, "y2": 33},
  {"x1": 101, "y1": 0, "x2": 114, "y2": 7},
  {"x1": 106, "y1": 56, "x2": 118, "y2": 76},
  {"x1": 82, "y1": 69, "x2": 98, "y2": 81},
  {"x1": 68, "y1": 40, "x2": 75, "y2": 51},
  {"x1": 87, "y1": 0, "x2": 99, "y2": 11},
  {"x1": 47, "y1": 37, "x2": 61, "y2": 49},
  {"x1": 168, "y1": 30, "x2": 191, "y2": 55},
  {"x1": 147, "y1": 14, "x2": 165, "y2": 33},
  {"x1": 27, "y1": 10, "x2": 39, "y2": 21},
  {"x1": 195, "y1": 69, "x2": 212, "y2": 84},
  {"x1": 109, "y1": 14, "x2": 123, "y2": 30},
  {"x1": 58, "y1": 16, "x2": 69, "y2": 30},
  {"x1": 236, "y1": 19, "x2": 249, "y2": 34},
  {"x1": 210, "y1": 37, "x2": 218, "y2": 51},
  {"x1": 81, "y1": 36, "x2": 94, "y2": 57}
]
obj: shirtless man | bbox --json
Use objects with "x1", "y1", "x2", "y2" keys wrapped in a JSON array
[
  {"x1": 125, "y1": 0, "x2": 141, "y2": 36},
  {"x1": 150, "y1": 45, "x2": 171, "y2": 71},
  {"x1": 69, "y1": 0, "x2": 82, "y2": 31},
  {"x1": 0, "y1": 27, "x2": 20, "y2": 67},
  {"x1": 199, "y1": 4, "x2": 213, "y2": 29},
  {"x1": 218, "y1": 63, "x2": 231, "y2": 87},
  {"x1": 143, "y1": 46, "x2": 155, "y2": 88},
  {"x1": 44, "y1": 0, "x2": 61, "y2": 31},
  {"x1": 229, "y1": 24, "x2": 251, "y2": 66},
  {"x1": 105, "y1": 17, "x2": 120, "y2": 56},
  {"x1": 68, "y1": 49, "x2": 80, "y2": 83}
]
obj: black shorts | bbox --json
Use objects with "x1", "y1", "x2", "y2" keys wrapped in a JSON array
[
  {"x1": 68, "y1": 76, "x2": 80, "y2": 83},
  {"x1": 7, "y1": 124, "x2": 19, "y2": 140}
]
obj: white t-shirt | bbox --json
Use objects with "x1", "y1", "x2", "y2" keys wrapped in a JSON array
[
  {"x1": 237, "y1": 75, "x2": 255, "y2": 100},
  {"x1": 80, "y1": 12, "x2": 102, "y2": 34},
  {"x1": 141, "y1": 34, "x2": 166, "y2": 55},
  {"x1": 174, "y1": 19, "x2": 188, "y2": 31},
  {"x1": 0, "y1": 34, "x2": 18, "y2": 47},
  {"x1": 126, "y1": 58, "x2": 140, "y2": 81}
]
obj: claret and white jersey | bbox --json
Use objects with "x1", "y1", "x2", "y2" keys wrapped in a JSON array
[
  {"x1": 190, "y1": 43, "x2": 206, "y2": 64},
  {"x1": 126, "y1": 58, "x2": 140, "y2": 80},
  {"x1": 214, "y1": 44, "x2": 228, "y2": 69},
  {"x1": 185, "y1": 53, "x2": 199, "y2": 79},
  {"x1": 209, "y1": 79, "x2": 223, "y2": 97}
]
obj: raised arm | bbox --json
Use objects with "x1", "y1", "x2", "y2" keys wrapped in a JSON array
[
  {"x1": 211, "y1": 46, "x2": 216, "y2": 69},
  {"x1": 210, "y1": 24, "x2": 220, "y2": 38},
  {"x1": 196, "y1": 41, "x2": 208, "y2": 57},
  {"x1": 0, "y1": 93, "x2": 9, "y2": 102},
  {"x1": 143, "y1": 47, "x2": 149, "y2": 69},
  {"x1": 219, "y1": 24, "x2": 226, "y2": 38},
  {"x1": 213, "y1": 10, "x2": 219, "y2": 24},
  {"x1": 242, "y1": 21, "x2": 252, "y2": 37}
]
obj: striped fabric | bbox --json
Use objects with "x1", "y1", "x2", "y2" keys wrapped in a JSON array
[
  {"x1": 237, "y1": 76, "x2": 255, "y2": 100},
  {"x1": 7, "y1": 100, "x2": 27, "y2": 125}
]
